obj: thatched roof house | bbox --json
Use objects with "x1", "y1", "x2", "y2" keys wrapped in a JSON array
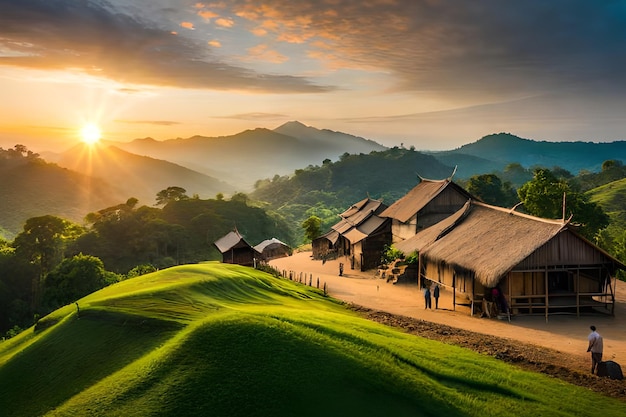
[
  {"x1": 401, "y1": 200, "x2": 625, "y2": 318},
  {"x1": 312, "y1": 197, "x2": 390, "y2": 270},
  {"x1": 253, "y1": 238, "x2": 291, "y2": 261},
  {"x1": 380, "y1": 178, "x2": 472, "y2": 243},
  {"x1": 213, "y1": 229, "x2": 260, "y2": 267}
]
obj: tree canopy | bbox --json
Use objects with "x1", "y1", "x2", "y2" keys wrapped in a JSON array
[{"x1": 518, "y1": 168, "x2": 609, "y2": 240}]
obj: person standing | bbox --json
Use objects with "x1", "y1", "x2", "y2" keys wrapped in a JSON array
[
  {"x1": 587, "y1": 325, "x2": 604, "y2": 375},
  {"x1": 433, "y1": 284, "x2": 440, "y2": 309},
  {"x1": 423, "y1": 284, "x2": 432, "y2": 309}
]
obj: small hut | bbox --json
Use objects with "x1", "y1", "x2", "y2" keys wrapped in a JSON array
[
  {"x1": 213, "y1": 229, "x2": 259, "y2": 267},
  {"x1": 253, "y1": 238, "x2": 291, "y2": 262},
  {"x1": 410, "y1": 201, "x2": 624, "y2": 319},
  {"x1": 312, "y1": 229, "x2": 341, "y2": 261},
  {"x1": 380, "y1": 178, "x2": 472, "y2": 243}
]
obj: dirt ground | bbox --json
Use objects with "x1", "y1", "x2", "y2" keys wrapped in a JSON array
[{"x1": 270, "y1": 251, "x2": 626, "y2": 401}]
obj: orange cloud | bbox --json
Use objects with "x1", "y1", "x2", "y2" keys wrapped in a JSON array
[
  {"x1": 251, "y1": 27, "x2": 268, "y2": 37},
  {"x1": 180, "y1": 22, "x2": 195, "y2": 30},
  {"x1": 208, "y1": 40, "x2": 222, "y2": 48},
  {"x1": 247, "y1": 44, "x2": 288, "y2": 64},
  {"x1": 215, "y1": 18, "x2": 234, "y2": 28},
  {"x1": 198, "y1": 10, "x2": 218, "y2": 20}
]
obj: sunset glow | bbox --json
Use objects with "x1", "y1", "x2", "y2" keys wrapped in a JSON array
[
  {"x1": 80, "y1": 124, "x2": 102, "y2": 145},
  {"x1": 1, "y1": 2, "x2": 626, "y2": 152}
]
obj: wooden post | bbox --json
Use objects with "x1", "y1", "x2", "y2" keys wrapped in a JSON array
[
  {"x1": 471, "y1": 273, "x2": 475, "y2": 316},
  {"x1": 576, "y1": 269, "x2": 580, "y2": 317},
  {"x1": 507, "y1": 272, "x2": 511, "y2": 322},
  {"x1": 418, "y1": 252, "x2": 422, "y2": 289},
  {"x1": 531, "y1": 265, "x2": 550, "y2": 323},
  {"x1": 453, "y1": 271, "x2": 456, "y2": 312},
  {"x1": 605, "y1": 269, "x2": 616, "y2": 316}
]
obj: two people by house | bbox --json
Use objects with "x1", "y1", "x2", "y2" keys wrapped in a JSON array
[{"x1": 587, "y1": 325, "x2": 604, "y2": 375}]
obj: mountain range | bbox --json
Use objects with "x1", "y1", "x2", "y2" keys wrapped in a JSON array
[
  {"x1": 107, "y1": 121, "x2": 387, "y2": 190},
  {"x1": 430, "y1": 133, "x2": 626, "y2": 178},
  {"x1": 4, "y1": 122, "x2": 626, "y2": 239}
]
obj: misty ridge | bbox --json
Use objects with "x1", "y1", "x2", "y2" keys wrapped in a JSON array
[{"x1": 3, "y1": 121, "x2": 626, "y2": 239}]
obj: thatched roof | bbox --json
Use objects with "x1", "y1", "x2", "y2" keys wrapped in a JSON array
[
  {"x1": 214, "y1": 230, "x2": 255, "y2": 253},
  {"x1": 343, "y1": 215, "x2": 388, "y2": 244},
  {"x1": 327, "y1": 197, "x2": 386, "y2": 235},
  {"x1": 421, "y1": 201, "x2": 568, "y2": 287},
  {"x1": 253, "y1": 238, "x2": 290, "y2": 253},
  {"x1": 380, "y1": 179, "x2": 471, "y2": 223},
  {"x1": 340, "y1": 197, "x2": 387, "y2": 225},
  {"x1": 316, "y1": 229, "x2": 340, "y2": 245},
  {"x1": 314, "y1": 197, "x2": 389, "y2": 247},
  {"x1": 394, "y1": 200, "x2": 471, "y2": 254}
]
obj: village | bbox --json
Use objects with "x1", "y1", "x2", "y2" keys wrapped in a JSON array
[{"x1": 215, "y1": 176, "x2": 623, "y2": 322}]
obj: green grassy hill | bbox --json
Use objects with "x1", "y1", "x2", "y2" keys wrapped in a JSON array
[
  {"x1": 588, "y1": 178, "x2": 626, "y2": 231},
  {"x1": 1, "y1": 263, "x2": 623, "y2": 417}
]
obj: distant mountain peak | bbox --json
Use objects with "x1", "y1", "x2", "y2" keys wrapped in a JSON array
[
  {"x1": 276, "y1": 120, "x2": 308, "y2": 130},
  {"x1": 131, "y1": 137, "x2": 157, "y2": 143}
]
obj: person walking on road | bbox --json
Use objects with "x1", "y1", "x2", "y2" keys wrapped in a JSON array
[{"x1": 587, "y1": 325, "x2": 604, "y2": 375}]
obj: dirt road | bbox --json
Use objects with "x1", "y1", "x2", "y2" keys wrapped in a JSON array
[{"x1": 270, "y1": 251, "x2": 626, "y2": 369}]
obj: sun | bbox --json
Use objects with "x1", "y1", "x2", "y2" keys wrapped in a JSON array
[{"x1": 80, "y1": 123, "x2": 102, "y2": 145}]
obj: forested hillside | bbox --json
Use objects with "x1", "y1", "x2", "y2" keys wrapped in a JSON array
[
  {"x1": 0, "y1": 192, "x2": 293, "y2": 336},
  {"x1": 55, "y1": 143, "x2": 235, "y2": 206},
  {"x1": 251, "y1": 147, "x2": 454, "y2": 241},
  {"x1": 0, "y1": 146, "x2": 124, "y2": 238},
  {"x1": 429, "y1": 133, "x2": 626, "y2": 179}
]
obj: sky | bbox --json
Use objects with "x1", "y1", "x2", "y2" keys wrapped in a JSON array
[{"x1": 1, "y1": 0, "x2": 626, "y2": 152}]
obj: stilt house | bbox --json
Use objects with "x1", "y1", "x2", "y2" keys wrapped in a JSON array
[{"x1": 398, "y1": 200, "x2": 624, "y2": 319}]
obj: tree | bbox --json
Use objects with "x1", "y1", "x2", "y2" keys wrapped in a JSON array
[
  {"x1": 12, "y1": 215, "x2": 84, "y2": 311},
  {"x1": 302, "y1": 216, "x2": 322, "y2": 242},
  {"x1": 43, "y1": 254, "x2": 118, "y2": 310},
  {"x1": 466, "y1": 174, "x2": 517, "y2": 207},
  {"x1": 518, "y1": 168, "x2": 609, "y2": 240},
  {"x1": 155, "y1": 186, "x2": 189, "y2": 206}
]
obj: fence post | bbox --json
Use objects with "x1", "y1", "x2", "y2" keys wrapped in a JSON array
[
  {"x1": 323, "y1": 282, "x2": 327, "y2": 296},
  {"x1": 317, "y1": 277, "x2": 319, "y2": 288}
]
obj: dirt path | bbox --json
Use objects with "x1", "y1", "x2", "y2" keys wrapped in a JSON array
[{"x1": 270, "y1": 251, "x2": 626, "y2": 400}]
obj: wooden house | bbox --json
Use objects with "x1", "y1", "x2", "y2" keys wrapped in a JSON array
[
  {"x1": 253, "y1": 238, "x2": 291, "y2": 262},
  {"x1": 312, "y1": 197, "x2": 391, "y2": 271},
  {"x1": 312, "y1": 229, "x2": 341, "y2": 261},
  {"x1": 398, "y1": 200, "x2": 624, "y2": 319},
  {"x1": 380, "y1": 178, "x2": 472, "y2": 243},
  {"x1": 213, "y1": 229, "x2": 260, "y2": 267}
]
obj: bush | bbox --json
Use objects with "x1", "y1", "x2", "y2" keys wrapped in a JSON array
[{"x1": 380, "y1": 245, "x2": 404, "y2": 266}]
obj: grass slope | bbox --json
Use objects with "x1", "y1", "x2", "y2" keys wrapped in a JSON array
[
  {"x1": 588, "y1": 178, "x2": 626, "y2": 231},
  {"x1": 1, "y1": 263, "x2": 623, "y2": 417}
]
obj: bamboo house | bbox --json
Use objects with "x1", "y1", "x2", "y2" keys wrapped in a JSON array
[{"x1": 397, "y1": 200, "x2": 624, "y2": 319}]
